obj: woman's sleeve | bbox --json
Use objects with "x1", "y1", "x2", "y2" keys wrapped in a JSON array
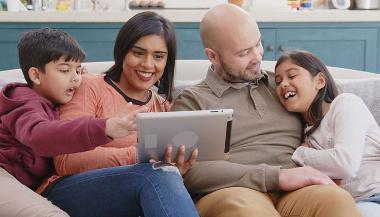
[
  {"x1": 54, "y1": 76, "x2": 137, "y2": 175},
  {"x1": 54, "y1": 145, "x2": 136, "y2": 175}
]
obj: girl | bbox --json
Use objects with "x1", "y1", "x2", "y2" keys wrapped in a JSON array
[
  {"x1": 274, "y1": 50, "x2": 380, "y2": 217},
  {"x1": 40, "y1": 12, "x2": 199, "y2": 217}
]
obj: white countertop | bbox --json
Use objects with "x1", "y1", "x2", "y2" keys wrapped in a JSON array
[
  {"x1": 0, "y1": 10, "x2": 207, "y2": 23},
  {"x1": 0, "y1": 9, "x2": 380, "y2": 23},
  {"x1": 252, "y1": 9, "x2": 380, "y2": 22}
]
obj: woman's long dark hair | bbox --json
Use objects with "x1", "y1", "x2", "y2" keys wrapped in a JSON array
[
  {"x1": 275, "y1": 50, "x2": 338, "y2": 136},
  {"x1": 105, "y1": 11, "x2": 176, "y2": 102}
]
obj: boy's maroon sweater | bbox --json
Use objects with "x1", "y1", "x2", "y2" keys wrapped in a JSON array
[{"x1": 0, "y1": 83, "x2": 111, "y2": 190}]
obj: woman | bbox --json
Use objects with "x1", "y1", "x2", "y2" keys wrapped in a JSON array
[{"x1": 41, "y1": 11, "x2": 199, "y2": 217}]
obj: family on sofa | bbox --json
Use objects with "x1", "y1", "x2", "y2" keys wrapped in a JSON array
[{"x1": 1, "y1": 3, "x2": 380, "y2": 217}]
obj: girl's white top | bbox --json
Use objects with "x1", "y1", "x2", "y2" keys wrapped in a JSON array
[{"x1": 292, "y1": 93, "x2": 380, "y2": 201}]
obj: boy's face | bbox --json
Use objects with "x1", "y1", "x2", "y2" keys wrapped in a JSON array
[{"x1": 31, "y1": 57, "x2": 83, "y2": 105}]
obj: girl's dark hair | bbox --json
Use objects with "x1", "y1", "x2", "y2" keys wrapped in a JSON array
[
  {"x1": 105, "y1": 11, "x2": 176, "y2": 102},
  {"x1": 275, "y1": 50, "x2": 338, "y2": 136},
  {"x1": 17, "y1": 28, "x2": 85, "y2": 87}
]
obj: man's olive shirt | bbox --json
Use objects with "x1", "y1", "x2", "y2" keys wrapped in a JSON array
[{"x1": 172, "y1": 66, "x2": 303, "y2": 195}]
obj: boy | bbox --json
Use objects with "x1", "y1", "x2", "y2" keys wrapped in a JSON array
[{"x1": 0, "y1": 28, "x2": 144, "y2": 217}]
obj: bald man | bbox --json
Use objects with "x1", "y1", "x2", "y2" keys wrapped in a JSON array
[{"x1": 172, "y1": 4, "x2": 361, "y2": 217}]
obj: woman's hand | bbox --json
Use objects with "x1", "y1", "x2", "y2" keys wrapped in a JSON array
[{"x1": 150, "y1": 144, "x2": 198, "y2": 176}]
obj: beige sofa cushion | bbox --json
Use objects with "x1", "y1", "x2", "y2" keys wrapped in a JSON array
[
  {"x1": 1, "y1": 60, "x2": 379, "y2": 124},
  {"x1": 1, "y1": 60, "x2": 379, "y2": 81},
  {"x1": 85, "y1": 60, "x2": 380, "y2": 80}
]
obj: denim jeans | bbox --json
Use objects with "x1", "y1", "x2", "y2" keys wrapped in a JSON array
[
  {"x1": 43, "y1": 163, "x2": 199, "y2": 217},
  {"x1": 356, "y1": 194, "x2": 380, "y2": 217}
]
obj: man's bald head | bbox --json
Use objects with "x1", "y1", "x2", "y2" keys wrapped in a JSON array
[
  {"x1": 200, "y1": 4, "x2": 264, "y2": 82},
  {"x1": 200, "y1": 4, "x2": 259, "y2": 53}
]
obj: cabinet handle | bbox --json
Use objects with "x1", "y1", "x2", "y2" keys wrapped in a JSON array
[
  {"x1": 266, "y1": 45, "x2": 274, "y2": 52},
  {"x1": 279, "y1": 46, "x2": 286, "y2": 52}
]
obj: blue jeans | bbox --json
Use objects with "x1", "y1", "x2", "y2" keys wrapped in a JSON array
[
  {"x1": 43, "y1": 163, "x2": 199, "y2": 217},
  {"x1": 356, "y1": 194, "x2": 380, "y2": 217}
]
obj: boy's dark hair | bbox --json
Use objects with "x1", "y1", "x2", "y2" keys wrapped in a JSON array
[
  {"x1": 275, "y1": 50, "x2": 338, "y2": 136},
  {"x1": 17, "y1": 28, "x2": 85, "y2": 86},
  {"x1": 105, "y1": 11, "x2": 176, "y2": 102}
]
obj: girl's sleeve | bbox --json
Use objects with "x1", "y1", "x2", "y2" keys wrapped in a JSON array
[{"x1": 292, "y1": 94, "x2": 369, "y2": 179}]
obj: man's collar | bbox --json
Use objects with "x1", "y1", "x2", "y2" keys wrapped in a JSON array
[{"x1": 205, "y1": 65, "x2": 269, "y2": 97}]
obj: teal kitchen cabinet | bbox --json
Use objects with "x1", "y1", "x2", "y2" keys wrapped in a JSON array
[
  {"x1": 66, "y1": 27, "x2": 120, "y2": 62},
  {"x1": 0, "y1": 23, "x2": 205, "y2": 70},
  {"x1": 259, "y1": 23, "x2": 380, "y2": 73},
  {"x1": 0, "y1": 22, "x2": 379, "y2": 73},
  {"x1": 173, "y1": 23, "x2": 380, "y2": 73},
  {"x1": 260, "y1": 28, "x2": 276, "y2": 61},
  {"x1": 175, "y1": 25, "x2": 279, "y2": 61},
  {"x1": 0, "y1": 28, "x2": 19, "y2": 70},
  {"x1": 0, "y1": 23, "x2": 123, "y2": 70},
  {"x1": 275, "y1": 27, "x2": 377, "y2": 72},
  {"x1": 175, "y1": 23, "x2": 205, "y2": 59}
]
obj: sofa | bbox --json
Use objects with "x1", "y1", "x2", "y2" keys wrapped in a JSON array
[{"x1": 1, "y1": 60, "x2": 380, "y2": 124}]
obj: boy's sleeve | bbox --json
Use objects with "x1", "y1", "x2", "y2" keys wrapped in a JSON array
[
  {"x1": 54, "y1": 75, "x2": 137, "y2": 175},
  {"x1": 2, "y1": 101, "x2": 112, "y2": 156}
]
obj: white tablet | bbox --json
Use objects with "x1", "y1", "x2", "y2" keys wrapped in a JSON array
[{"x1": 136, "y1": 109, "x2": 233, "y2": 163}]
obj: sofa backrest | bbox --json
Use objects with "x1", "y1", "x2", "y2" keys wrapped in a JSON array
[
  {"x1": 1, "y1": 60, "x2": 380, "y2": 124},
  {"x1": 2, "y1": 60, "x2": 379, "y2": 81}
]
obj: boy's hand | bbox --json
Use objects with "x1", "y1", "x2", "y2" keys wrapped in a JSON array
[{"x1": 105, "y1": 106, "x2": 148, "y2": 139}]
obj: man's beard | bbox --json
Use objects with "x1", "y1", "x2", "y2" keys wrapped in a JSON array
[{"x1": 218, "y1": 60, "x2": 260, "y2": 83}]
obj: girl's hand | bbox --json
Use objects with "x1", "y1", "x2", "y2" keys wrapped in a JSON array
[{"x1": 301, "y1": 142, "x2": 310, "y2": 148}]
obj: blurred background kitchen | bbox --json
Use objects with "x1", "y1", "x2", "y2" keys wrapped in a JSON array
[
  {"x1": 0, "y1": 0, "x2": 380, "y2": 73},
  {"x1": 0, "y1": 0, "x2": 379, "y2": 13}
]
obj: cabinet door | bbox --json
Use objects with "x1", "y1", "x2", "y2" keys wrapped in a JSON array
[
  {"x1": 276, "y1": 28, "x2": 378, "y2": 72},
  {"x1": 0, "y1": 24, "x2": 121, "y2": 70},
  {"x1": 260, "y1": 28, "x2": 276, "y2": 61},
  {"x1": 0, "y1": 28, "x2": 26, "y2": 70},
  {"x1": 64, "y1": 28, "x2": 119, "y2": 63},
  {"x1": 175, "y1": 24, "x2": 205, "y2": 59},
  {"x1": 175, "y1": 26, "x2": 277, "y2": 61}
]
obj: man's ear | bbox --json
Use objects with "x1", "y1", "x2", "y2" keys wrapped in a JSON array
[
  {"x1": 316, "y1": 72, "x2": 326, "y2": 90},
  {"x1": 204, "y1": 48, "x2": 219, "y2": 66},
  {"x1": 28, "y1": 67, "x2": 42, "y2": 85}
]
